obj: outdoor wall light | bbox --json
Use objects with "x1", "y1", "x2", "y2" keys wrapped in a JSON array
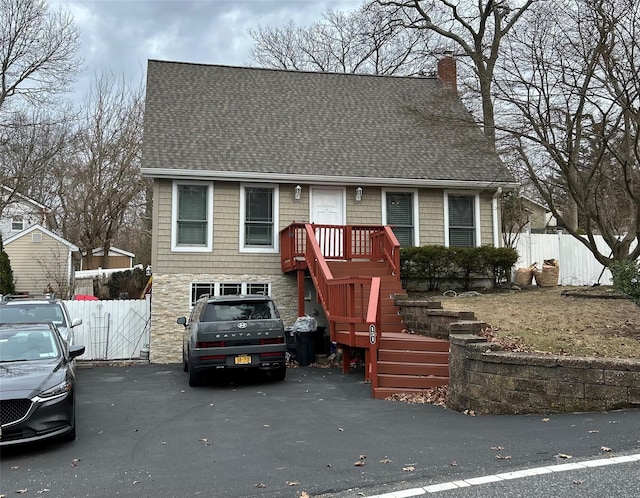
[
  {"x1": 294, "y1": 184, "x2": 302, "y2": 200},
  {"x1": 355, "y1": 186, "x2": 363, "y2": 202}
]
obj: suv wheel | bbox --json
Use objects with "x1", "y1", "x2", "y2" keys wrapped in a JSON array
[
  {"x1": 188, "y1": 364, "x2": 201, "y2": 387},
  {"x1": 271, "y1": 364, "x2": 286, "y2": 381}
]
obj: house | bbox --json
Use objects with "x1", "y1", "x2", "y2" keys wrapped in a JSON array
[
  {"x1": 4, "y1": 224, "x2": 80, "y2": 298},
  {"x1": 142, "y1": 57, "x2": 517, "y2": 395},
  {"x1": 81, "y1": 246, "x2": 136, "y2": 270},
  {"x1": 0, "y1": 186, "x2": 53, "y2": 242},
  {"x1": 521, "y1": 197, "x2": 556, "y2": 233}
]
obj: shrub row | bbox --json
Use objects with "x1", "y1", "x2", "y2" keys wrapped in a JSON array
[{"x1": 400, "y1": 245, "x2": 519, "y2": 291}]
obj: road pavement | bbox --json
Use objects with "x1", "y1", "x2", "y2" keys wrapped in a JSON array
[{"x1": 1, "y1": 363, "x2": 639, "y2": 497}]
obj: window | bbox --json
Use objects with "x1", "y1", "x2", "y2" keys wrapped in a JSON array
[
  {"x1": 447, "y1": 194, "x2": 478, "y2": 247},
  {"x1": 240, "y1": 185, "x2": 278, "y2": 252},
  {"x1": 190, "y1": 282, "x2": 271, "y2": 307},
  {"x1": 171, "y1": 182, "x2": 213, "y2": 252},
  {"x1": 383, "y1": 191, "x2": 418, "y2": 246},
  {"x1": 11, "y1": 216, "x2": 23, "y2": 231}
]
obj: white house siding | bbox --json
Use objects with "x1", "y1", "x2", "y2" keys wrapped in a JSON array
[
  {"x1": 149, "y1": 273, "x2": 298, "y2": 363},
  {"x1": 0, "y1": 200, "x2": 45, "y2": 241}
]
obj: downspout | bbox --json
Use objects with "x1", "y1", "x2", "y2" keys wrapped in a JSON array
[{"x1": 492, "y1": 187, "x2": 503, "y2": 247}]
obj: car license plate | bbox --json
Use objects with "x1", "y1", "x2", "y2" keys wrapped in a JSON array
[{"x1": 235, "y1": 355, "x2": 251, "y2": 365}]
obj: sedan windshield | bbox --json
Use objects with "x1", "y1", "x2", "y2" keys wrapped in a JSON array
[{"x1": 0, "y1": 329, "x2": 60, "y2": 361}]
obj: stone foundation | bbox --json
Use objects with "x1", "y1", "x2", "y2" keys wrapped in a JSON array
[{"x1": 150, "y1": 272, "x2": 298, "y2": 363}]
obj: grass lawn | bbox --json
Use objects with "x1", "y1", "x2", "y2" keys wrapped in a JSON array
[{"x1": 417, "y1": 286, "x2": 640, "y2": 359}]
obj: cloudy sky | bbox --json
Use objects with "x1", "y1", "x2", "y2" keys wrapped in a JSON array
[{"x1": 50, "y1": 0, "x2": 362, "y2": 101}]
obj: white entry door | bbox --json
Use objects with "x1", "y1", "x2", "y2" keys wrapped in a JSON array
[{"x1": 311, "y1": 187, "x2": 345, "y2": 257}]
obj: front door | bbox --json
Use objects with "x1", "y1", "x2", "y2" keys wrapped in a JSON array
[{"x1": 311, "y1": 187, "x2": 345, "y2": 257}]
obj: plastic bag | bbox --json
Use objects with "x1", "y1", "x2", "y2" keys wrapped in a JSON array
[{"x1": 292, "y1": 314, "x2": 317, "y2": 333}]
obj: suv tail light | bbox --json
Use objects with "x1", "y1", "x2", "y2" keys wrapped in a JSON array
[
  {"x1": 260, "y1": 337, "x2": 284, "y2": 345},
  {"x1": 197, "y1": 341, "x2": 225, "y2": 348}
]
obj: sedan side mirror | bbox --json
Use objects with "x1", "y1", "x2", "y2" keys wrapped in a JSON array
[{"x1": 177, "y1": 317, "x2": 187, "y2": 327}]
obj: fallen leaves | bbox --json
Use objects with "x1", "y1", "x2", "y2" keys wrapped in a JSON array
[
  {"x1": 286, "y1": 481, "x2": 300, "y2": 486},
  {"x1": 385, "y1": 386, "x2": 448, "y2": 406},
  {"x1": 495, "y1": 455, "x2": 512, "y2": 460},
  {"x1": 354, "y1": 454, "x2": 366, "y2": 466},
  {"x1": 255, "y1": 483, "x2": 266, "y2": 489},
  {"x1": 556, "y1": 453, "x2": 573, "y2": 459},
  {"x1": 379, "y1": 458, "x2": 392, "y2": 464},
  {"x1": 71, "y1": 458, "x2": 81, "y2": 467},
  {"x1": 403, "y1": 466, "x2": 415, "y2": 472},
  {"x1": 601, "y1": 446, "x2": 612, "y2": 452}
]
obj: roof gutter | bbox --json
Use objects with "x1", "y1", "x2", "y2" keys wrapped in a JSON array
[
  {"x1": 492, "y1": 187, "x2": 503, "y2": 247},
  {"x1": 140, "y1": 168, "x2": 519, "y2": 190}
]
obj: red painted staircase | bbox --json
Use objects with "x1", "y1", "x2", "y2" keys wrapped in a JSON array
[
  {"x1": 280, "y1": 223, "x2": 450, "y2": 399},
  {"x1": 329, "y1": 260, "x2": 449, "y2": 399}
]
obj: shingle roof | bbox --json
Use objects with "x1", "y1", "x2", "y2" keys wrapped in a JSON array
[{"x1": 142, "y1": 60, "x2": 515, "y2": 187}]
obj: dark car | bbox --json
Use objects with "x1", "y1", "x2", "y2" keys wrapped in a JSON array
[
  {"x1": 0, "y1": 295, "x2": 83, "y2": 346},
  {"x1": 177, "y1": 295, "x2": 287, "y2": 386},
  {"x1": 0, "y1": 323, "x2": 85, "y2": 446}
]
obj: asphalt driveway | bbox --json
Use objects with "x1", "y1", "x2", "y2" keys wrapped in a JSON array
[{"x1": 1, "y1": 363, "x2": 639, "y2": 497}]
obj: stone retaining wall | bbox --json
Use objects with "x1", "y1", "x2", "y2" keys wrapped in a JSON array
[{"x1": 448, "y1": 334, "x2": 640, "y2": 414}]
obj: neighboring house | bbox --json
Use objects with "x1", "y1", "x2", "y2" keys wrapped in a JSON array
[
  {"x1": 521, "y1": 197, "x2": 556, "y2": 233},
  {"x1": 141, "y1": 57, "x2": 517, "y2": 364},
  {"x1": 81, "y1": 246, "x2": 135, "y2": 270},
  {"x1": 0, "y1": 186, "x2": 53, "y2": 242},
  {"x1": 4, "y1": 224, "x2": 80, "y2": 298}
]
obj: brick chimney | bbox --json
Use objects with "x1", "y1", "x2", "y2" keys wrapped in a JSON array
[{"x1": 437, "y1": 52, "x2": 457, "y2": 94}]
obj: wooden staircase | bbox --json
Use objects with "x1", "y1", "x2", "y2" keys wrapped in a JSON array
[
  {"x1": 375, "y1": 332, "x2": 449, "y2": 399},
  {"x1": 280, "y1": 223, "x2": 450, "y2": 399},
  {"x1": 329, "y1": 260, "x2": 449, "y2": 399}
]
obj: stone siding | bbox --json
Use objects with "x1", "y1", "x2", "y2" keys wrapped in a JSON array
[
  {"x1": 449, "y1": 334, "x2": 640, "y2": 415},
  {"x1": 150, "y1": 272, "x2": 298, "y2": 363}
]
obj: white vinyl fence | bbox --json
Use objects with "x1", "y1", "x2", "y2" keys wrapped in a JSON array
[
  {"x1": 512, "y1": 232, "x2": 636, "y2": 286},
  {"x1": 64, "y1": 298, "x2": 151, "y2": 361}
]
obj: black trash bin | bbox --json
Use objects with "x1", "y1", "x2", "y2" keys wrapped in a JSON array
[
  {"x1": 295, "y1": 331, "x2": 316, "y2": 366},
  {"x1": 292, "y1": 315, "x2": 318, "y2": 366}
]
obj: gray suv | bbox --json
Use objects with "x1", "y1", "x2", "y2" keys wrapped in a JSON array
[
  {"x1": 177, "y1": 295, "x2": 287, "y2": 386},
  {"x1": 0, "y1": 295, "x2": 82, "y2": 346}
]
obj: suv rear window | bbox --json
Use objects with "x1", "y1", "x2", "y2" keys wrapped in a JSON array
[
  {"x1": 202, "y1": 300, "x2": 278, "y2": 322},
  {"x1": 0, "y1": 304, "x2": 66, "y2": 326}
]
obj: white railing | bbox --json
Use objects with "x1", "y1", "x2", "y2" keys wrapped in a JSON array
[
  {"x1": 64, "y1": 297, "x2": 151, "y2": 360},
  {"x1": 512, "y1": 232, "x2": 637, "y2": 286}
]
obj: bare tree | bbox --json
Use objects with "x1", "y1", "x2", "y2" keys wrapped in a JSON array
[
  {"x1": 0, "y1": 0, "x2": 81, "y2": 111},
  {"x1": 496, "y1": 0, "x2": 640, "y2": 264},
  {"x1": 379, "y1": 0, "x2": 535, "y2": 147},
  {"x1": 250, "y1": 2, "x2": 436, "y2": 75},
  {"x1": 54, "y1": 73, "x2": 148, "y2": 269},
  {"x1": 0, "y1": 0, "x2": 80, "y2": 215},
  {"x1": 36, "y1": 246, "x2": 75, "y2": 299}
]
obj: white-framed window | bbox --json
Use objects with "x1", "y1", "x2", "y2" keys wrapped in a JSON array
[
  {"x1": 444, "y1": 192, "x2": 481, "y2": 247},
  {"x1": 190, "y1": 282, "x2": 271, "y2": 307},
  {"x1": 171, "y1": 181, "x2": 213, "y2": 252},
  {"x1": 239, "y1": 184, "x2": 279, "y2": 253},
  {"x1": 11, "y1": 215, "x2": 23, "y2": 231},
  {"x1": 382, "y1": 189, "x2": 419, "y2": 246}
]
